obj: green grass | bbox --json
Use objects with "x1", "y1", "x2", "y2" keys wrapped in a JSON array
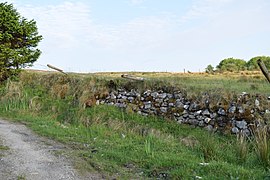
[
  {"x1": 0, "y1": 145, "x2": 9, "y2": 151},
  {"x1": 0, "y1": 71, "x2": 270, "y2": 178},
  {"x1": 0, "y1": 105, "x2": 268, "y2": 179},
  {"x1": 0, "y1": 143, "x2": 9, "y2": 157}
]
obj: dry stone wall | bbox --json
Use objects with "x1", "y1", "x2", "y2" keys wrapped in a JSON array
[{"x1": 97, "y1": 88, "x2": 270, "y2": 135}]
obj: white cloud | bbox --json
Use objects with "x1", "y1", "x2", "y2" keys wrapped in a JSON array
[
  {"x1": 3, "y1": 0, "x2": 269, "y2": 72},
  {"x1": 94, "y1": 16, "x2": 173, "y2": 51},
  {"x1": 16, "y1": 2, "x2": 94, "y2": 49},
  {"x1": 129, "y1": 0, "x2": 146, "y2": 5},
  {"x1": 180, "y1": 0, "x2": 235, "y2": 22}
]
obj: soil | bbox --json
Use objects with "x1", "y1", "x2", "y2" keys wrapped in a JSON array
[{"x1": 0, "y1": 119, "x2": 101, "y2": 180}]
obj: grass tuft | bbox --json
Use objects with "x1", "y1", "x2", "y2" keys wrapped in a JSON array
[
  {"x1": 236, "y1": 133, "x2": 249, "y2": 163},
  {"x1": 254, "y1": 126, "x2": 270, "y2": 168}
]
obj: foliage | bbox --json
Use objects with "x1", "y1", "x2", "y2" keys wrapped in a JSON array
[
  {"x1": 216, "y1": 58, "x2": 246, "y2": 72},
  {"x1": 246, "y1": 56, "x2": 270, "y2": 70},
  {"x1": 0, "y1": 2, "x2": 42, "y2": 81},
  {"x1": 205, "y1": 64, "x2": 214, "y2": 74}
]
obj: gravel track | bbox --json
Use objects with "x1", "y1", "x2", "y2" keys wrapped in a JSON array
[{"x1": 0, "y1": 119, "x2": 100, "y2": 180}]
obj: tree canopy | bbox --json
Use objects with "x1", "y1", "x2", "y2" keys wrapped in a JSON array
[
  {"x1": 0, "y1": 2, "x2": 42, "y2": 81},
  {"x1": 216, "y1": 58, "x2": 246, "y2": 72},
  {"x1": 206, "y1": 56, "x2": 270, "y2": 73},
  {"x1": 246, "y1": 56, "x2": 270, "y2": 70}
]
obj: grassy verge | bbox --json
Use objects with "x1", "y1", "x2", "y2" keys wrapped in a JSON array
[
  {"x1": 0, "y1": 105, "x2": 268, "y2": 179},
  {"x1": 0, "y1": 71, "x2": 269, "y2": 178}
]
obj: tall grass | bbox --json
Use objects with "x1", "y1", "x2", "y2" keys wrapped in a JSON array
[
  {"x1": 144, "y1": 135, "x2": 154, "y2": 157},
  {"x1": 254, "y1": 126, "x2": 270, "y2": 168},
  {"x1": 236, "y1": 133, "x2": 249, "y2": 163}
]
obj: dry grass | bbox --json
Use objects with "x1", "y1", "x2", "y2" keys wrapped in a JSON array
[
  {"x1": 236, "y1": 133, "x2": 249, "y2": 163},
  {"x1": 253, "y1": 126, "x2": 270, "y2": 168}
]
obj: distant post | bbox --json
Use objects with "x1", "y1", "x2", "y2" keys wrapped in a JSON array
[
  {"x1": 257, "y1": 59, "x2": 270, "y2": 83},
  {"x1": 47, "y1": 64, "x2": 67, "y2": 75},
  {"x1": 121, "y1": 74, "x2": 144, "y2": 81}
]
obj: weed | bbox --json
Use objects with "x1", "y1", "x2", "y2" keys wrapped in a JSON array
[
  {"x1": 199, "y1": 136, "x2": 217, "y2": 161},
  {"x1": 253, "y1": 126, "x2": 270, "y2": 168},
  {"x1": 144, "y1": 135, "x2": 154, "y2": 157},
  {"x1": 17, "y1": 175, "x2": 26, "y2": 180},
  {"x1": 236, "y1": 133, "x2": 249, "y2": 163},
  {"x1": 0, "y1": 145, "x2": 9, "y2": 151}
]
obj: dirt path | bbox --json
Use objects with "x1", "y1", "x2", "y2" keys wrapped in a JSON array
[{"x1": 0, "y1": 119, "x2": 100, "y2": 180}]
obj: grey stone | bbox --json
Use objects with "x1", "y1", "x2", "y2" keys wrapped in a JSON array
[
  {"x1": 155, "y1": 98, "x2": 163, "y2": 104},
  {"x1": 228, "y1": 105, "x2": 236, "y2": 113},
  {"x1": 184, "y1": 105, "x2": 189, "y2": 110},
  {"x1": 160, "y1": 107, "x2": 168, "y2": 113},
  {"x1": 231, "y1": 127, "x2": 239, "y2": 134},
  {"x1": 236, "y1": 120, "x2": 247, "y2": 129},
  {"x1": 183, "y1": 114, "x2": 189, "y2": 118},
  {"x1": 174, "y1": 113, "x2": 180, "y2": 117},
  {"x1": 116, "y1": 103, "x2": 127, "y2": 108},
  {"x1": 183, "y1": 110, "x2": 189, "y2": 114},
  {"x1": 161, "y1": 102, "x2": 168, "y2": 107},
  {"x1": 195, "y1": 110, "x2": 202, "y2": 115},
  {"x1": 198, "y1": 121, "x2": 205, "y2": 127},
  {"x1": 204, "y1": 118, "x2": 212, "y2": 124},
  {"x1": 210, "y1": 113, "x2": 217, "y2": 119},
  {"x1": 189, "y1": 119, "x2": 199, "y2": 126},
  {"x1": 218, "y1": 108, "x2": 226, "y2": 116},
  {"x1": 158, "y1": 93, "x2": 167, "y2": 99},
  {"x1": 117, "y1": 98, "x2": 126, "y2": 103},
  {"x1": 197, "y1": 116, "x2": 204, "y2": 121},
  {"x1": 177, "y1": 120, "x2": 183, "y2": 124},
  {"x1": 117, "y1": 94, "x2": 122, "y2": 99},
  {"x1": 169, "y1": 103, "x2": 174, "y2": 107},
  {"x1": 167, "y1": 94, "x2": 173, "y2": 99},
  {"x1": 189, "y1": 103, "x2": 200, "y2": 111},
  {"x1": 127, "y1": 97, "x2": 134, "y2": 102},
  {"x1": 202, "y1": 109, "x2": 211, "y2": 116},
  {"x1": 143, "y1": 90, "x2": 151, "y2": 97},
  {"x1": 243, "y1": 129, "x2": 251, "y2": 136},
  {"x1": 151, "y1": 92, "x2": 159, "y2": 98},
  {"x1": 238, "y1": 106, "x2": 245, "y2": 114},
  {"x1": 110, "y1": 93, "x2": 117, "y2": 99},
  {"x1": 144, "y1": 101, "x2": 152, "y2": 109},
  {"x1": 205, "y1": 125, "x2": 213, "y2": 132},
  {"x1": 175, "y1": 100, "x2": 184, "y2": 108},
  {"x1": 122, "y1": 96, "x2": 127, "y2": 100},
  {"x1": 189, "y1": 114, "x2": 196, "y2": 119}
]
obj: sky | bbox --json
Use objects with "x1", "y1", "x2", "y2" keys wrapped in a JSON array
[{"x1": 2, "y1": 0, "x2": 270, "y2": 72}]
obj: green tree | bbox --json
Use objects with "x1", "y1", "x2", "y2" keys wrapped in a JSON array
[
  {"x1": 205, "y1": 64, "x2": 214, "y2": 74},
  {"x1": 0, "y1": 2, "x2": 42, "y2": 81},
  {"x1": 246, "y1": 56, "x2": 270, "y2": 70},
  {"x1": 216, "y1": 58, "x2": 246, "y2": 72}
]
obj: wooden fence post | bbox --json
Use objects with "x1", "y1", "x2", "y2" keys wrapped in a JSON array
[
  {"x1": 121, "y1": 74, "x2": 144, "y2": 81},
  {"x1": 257, "y1": 59, "x2": 270, "y2": 83},
  {"x1": 47, "y1": 64, "x2": 67, "y2": 75}
]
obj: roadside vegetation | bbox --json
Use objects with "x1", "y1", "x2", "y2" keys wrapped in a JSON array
[
  {"x1": 0, "y1": 71, "x2": 270, "y2": 179},
  {"x1": 206, "y1": 56, "x2": 270, "y2": 73}
]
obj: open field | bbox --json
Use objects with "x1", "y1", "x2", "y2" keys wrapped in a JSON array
[{"x1": 0, "y1": 70, "x2": 270, "y2": 179}]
